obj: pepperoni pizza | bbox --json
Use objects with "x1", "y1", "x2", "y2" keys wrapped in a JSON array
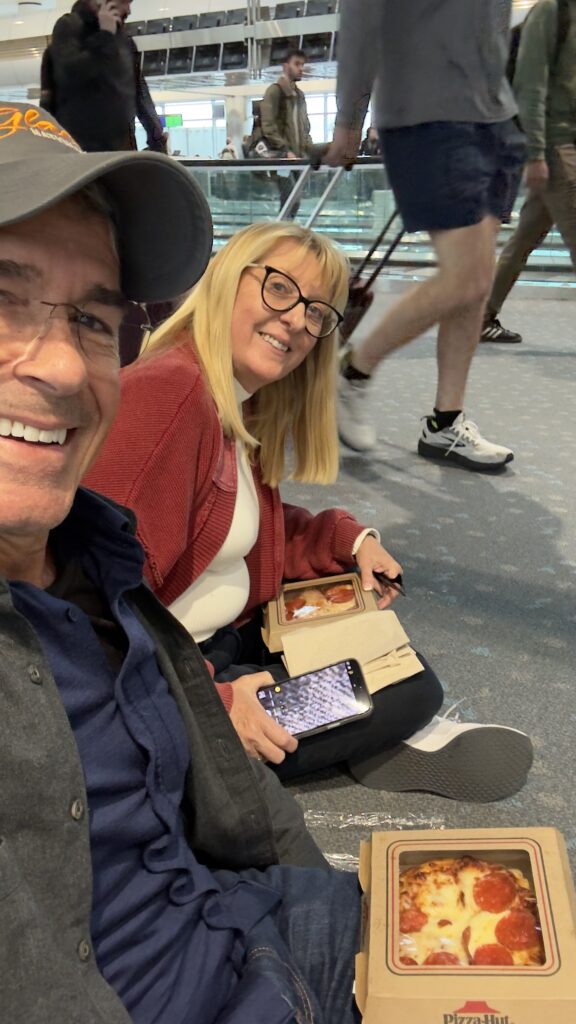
[{"x1": 398, "y1": 856, "x2": 544, "y2": 967}]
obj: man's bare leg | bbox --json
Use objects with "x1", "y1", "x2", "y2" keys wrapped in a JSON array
[{"x1": 338, "y1": 215, "x2": 514, "y2": 467}]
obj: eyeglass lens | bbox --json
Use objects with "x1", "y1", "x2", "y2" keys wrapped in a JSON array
[{"x1": 262, "y1": 270, "x2": 339, "y2": 337}]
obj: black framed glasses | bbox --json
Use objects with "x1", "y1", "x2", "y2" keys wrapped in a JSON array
[{"x1": 248, "y1": 264, "x2": 343, "y2": 339}]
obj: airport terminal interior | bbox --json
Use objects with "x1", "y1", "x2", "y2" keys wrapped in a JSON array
[{"x1": 1, "y1": 0, "x2": 574, "y2": 877}]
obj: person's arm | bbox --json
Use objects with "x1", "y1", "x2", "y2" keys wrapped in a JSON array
[
  {"x1": 259, "y1": 83, "x2": 290, "y2": 153},
  {"x1": 324, "y1": 0, "x2": 380, "y2": 165},
  {"x1": 49, "y1": 8, "x2": 123, "y2": 89},
  {"x1": 130, "y1": 36, "x2": 168, "y2": 152},
  {"x1": 514, "y1": 0, "x2": 557, "y2": 163},
  {"x1": 282, "y1": 502, "x2": 402, "y2": 606}
]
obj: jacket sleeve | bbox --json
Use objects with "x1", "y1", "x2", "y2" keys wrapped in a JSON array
[
  {"x1": 514, "y1": 0, "x2": 557, "y2": 161},
  {"x1": 260, "y1": 83, "x2": 289, "y2": 152},
  {"x1": 49, "y1": 12, "x2": 124, "y2": 88},
  {"x1": 282, "y1": 501, "x2": 367, "y2": 581},
  {"x1": 335, "y1": 0, "x2": 379, "y2": 129},
  {"x1": 131, "y1": 37, "x2": 167, "y2": 151}
]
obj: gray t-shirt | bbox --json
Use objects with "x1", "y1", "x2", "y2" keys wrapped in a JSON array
[{"x1": 336, "y1": 0, "x2": 517, "y2": 130}]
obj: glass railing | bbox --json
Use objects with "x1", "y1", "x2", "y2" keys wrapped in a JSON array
[{"x1": 176, "y1": 156, "x2": 575, "y2": 282}]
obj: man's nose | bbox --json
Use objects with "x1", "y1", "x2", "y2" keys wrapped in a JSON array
[{"x1": 14, "y1": 318, "x2": 90, "y2": 395}]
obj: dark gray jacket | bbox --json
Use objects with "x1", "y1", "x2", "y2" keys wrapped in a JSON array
[
  {"x1": 0, "y1": 498, "x2": 324, "y2": 1023},
  {"x1": 45, "y1": 0, "x2": 165, "y2": 151}
]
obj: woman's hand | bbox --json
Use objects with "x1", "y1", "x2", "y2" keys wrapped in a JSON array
[
  {"x1": 229, "y1": 672, "x2": 298, "y2": 764},
  {"x1": 354, "y1": 534, "x2": 403, "y2": 609}
]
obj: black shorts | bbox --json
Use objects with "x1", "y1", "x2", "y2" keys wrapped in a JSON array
[{"x1": 379, "y1": 118, "x2": 527, "y2": 233}]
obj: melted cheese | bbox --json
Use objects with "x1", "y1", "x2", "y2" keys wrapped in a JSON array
[{"x1": 398, "y1": 858, "x2": 542, "y2": 967}]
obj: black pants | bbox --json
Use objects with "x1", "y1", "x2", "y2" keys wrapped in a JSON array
[{"x1": 200, "y1": 619, "x2": 444, "y2": 782}]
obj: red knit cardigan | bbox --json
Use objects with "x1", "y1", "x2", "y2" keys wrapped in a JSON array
[{"x1": 85, "y1": 345, "x2": 368, "y2": 703}]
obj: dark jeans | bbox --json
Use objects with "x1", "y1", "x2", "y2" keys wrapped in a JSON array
[
  {"x1": 275, "y1": 170, "x2": 300, "y2": 218},
  {"x1": 214, "y1": 864, "x2": 361, "y2": 1023},
  {"x1": 201, "y1": 620, "x2": 444, "y2": 782}
]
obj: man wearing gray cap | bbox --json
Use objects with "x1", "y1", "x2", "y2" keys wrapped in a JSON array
[{"x1": 0, "y1": 103, "x2": 360, "y2": 1024}]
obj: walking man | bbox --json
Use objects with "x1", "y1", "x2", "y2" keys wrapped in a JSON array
[
  {"x1": 260, "y1": 48, "x2": 313, "y2": 215},
  {"x1": 482, "y1": 0, "x2": 575, "y2": 346},
  {"x1": 43, "y1": 0, "x2": 167, "y2": 152},
  {"x1": 326, "y1": 0, "x2": 526, "y2": 471}
]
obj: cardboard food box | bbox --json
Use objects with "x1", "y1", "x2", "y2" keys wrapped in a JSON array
[
  {"x1": 356, "y1": 828, "x2": 576, "y2": 1024},
  {"x1": 262, "y1": 572, "x2": 380, "y2": 654}
]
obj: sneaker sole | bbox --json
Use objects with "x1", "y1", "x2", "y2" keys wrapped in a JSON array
[
  {"x1": 348, "y1": 727, "x2": 533, "y2": 802},
  {"x1": 417, "y1": 439, "x2": 514, "y2": 473}
]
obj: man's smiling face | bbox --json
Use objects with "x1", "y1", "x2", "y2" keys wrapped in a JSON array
[{"x1": 0, "y1": 196, "x2": 123, "y2": 539}]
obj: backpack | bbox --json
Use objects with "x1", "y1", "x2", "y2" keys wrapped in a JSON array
[
  {"x1": 507, "y1": 0, "x2": 571, "y2": 83},
  {"x1": 245, "y1": 86, "x2": 287, "y2": 158}
]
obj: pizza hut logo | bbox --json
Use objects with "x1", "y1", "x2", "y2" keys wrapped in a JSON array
[
  {"x1": 443, "y1": 1001, "x2": 513, "y2": 1024},
  {"x1": 0, "y1": 105, "x2": 80, "y2": 150}
]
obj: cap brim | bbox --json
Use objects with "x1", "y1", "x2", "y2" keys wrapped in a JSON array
[{"x1": 1, "y1": 150, "x2": 213, "y2": 302}]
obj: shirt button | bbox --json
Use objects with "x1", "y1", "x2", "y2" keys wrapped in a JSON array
[
  {"x1": 70, "y1": 798, "x2": 85, "y2": 821},
  {"x1": 77, "y1": 939, "x2": 91, "y2": 962},
  {"x1": 28, "y1": 665, "x2": 42, "y2": 685},
  {"x1": 66, "y1": 607, "x2": 79, "y2": 623}
]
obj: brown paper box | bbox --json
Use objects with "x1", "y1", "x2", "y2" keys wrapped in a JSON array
[
  {"x1": 281, "y1": 611, "x2": 423, "y2": 693},
  {"x1": 356, "y1": 828, "x2": 576, "y2": 1024},
  {"x1": 262, "y1": 573, "x2": 380, "y2": 654}
]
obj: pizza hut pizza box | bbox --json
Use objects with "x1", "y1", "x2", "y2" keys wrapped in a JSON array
[
  {"x1": 356, "y1": 828, "x2": 576, "y2": 1024},
  {"x1": 262, "y1": 573, "x2": 380, "y2": 654}
]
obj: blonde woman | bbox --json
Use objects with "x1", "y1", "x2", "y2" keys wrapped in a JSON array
[{"x1": 87, "y1": 222, "x2": 526, "y2": 800}]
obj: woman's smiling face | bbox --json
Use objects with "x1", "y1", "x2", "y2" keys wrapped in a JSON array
[{"x1": 230, "y1": 241, "x2": 329, "y2": 393}]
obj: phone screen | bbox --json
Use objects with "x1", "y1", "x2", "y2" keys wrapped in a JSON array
[{"x1": 257, "y1": 659, "x2": 372, "y2": 738}]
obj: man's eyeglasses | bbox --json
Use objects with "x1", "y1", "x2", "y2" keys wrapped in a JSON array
[
  {"x1": 0, "y1": 294, "x2": 148, "y2": 364},
  {"x1": 248, "y1": 264, "x2": 343, "y2": 339}
]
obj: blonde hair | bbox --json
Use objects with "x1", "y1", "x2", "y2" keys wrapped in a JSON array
[{"x1": 147, "y1": 222, "x2": 350, "y2": 487}]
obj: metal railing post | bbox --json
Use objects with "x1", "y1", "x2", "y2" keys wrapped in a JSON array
[{"x1": 304, "y1": 166, "x2": 346, "y2": 228}]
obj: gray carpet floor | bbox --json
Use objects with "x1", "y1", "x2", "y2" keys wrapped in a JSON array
[{"x1": 281, "y1": 289, "x2": 576, "y2": 877}]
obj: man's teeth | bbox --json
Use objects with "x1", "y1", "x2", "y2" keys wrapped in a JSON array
[
  {"x1": 0, "y1": 417, "x2": 67, "y2": 445},
  {"x1": 261, "y1": 332, "x2": 289, "y2": 353}
]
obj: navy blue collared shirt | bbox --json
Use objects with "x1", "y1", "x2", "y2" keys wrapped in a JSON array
[{"x1": 9, "y1": 489, "x2": 285, "y2": 1024}]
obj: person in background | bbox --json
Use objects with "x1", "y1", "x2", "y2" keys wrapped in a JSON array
[
  {"x1": 325, "y1": 0, "x2": 526, "y2": 469},
  {"x1": 220, "y1": 137, "x2": 239, "y2": 160},
  {"x1": 43, "y1": 0, "x2": 168, "y2": 152},
  {"x1": 359, "y1": 126, "x2": 381, "y2": 157},
  {"x1": 260, "y1": 48, "x2": 313, "y2": 215},
  {"x1": 86, "y1": 221, "x2": 532, "y2": 801},
  {"x1": 0, "y1": 102, "x2": 361, "y2": 1024},
  {"x1": 481, "y1": 0, "x2": 575, "y2": 345}
]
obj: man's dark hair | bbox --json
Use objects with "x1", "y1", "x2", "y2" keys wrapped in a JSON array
[{"x1": 284, "y1": 48, "x2": 306, "y2": 63}]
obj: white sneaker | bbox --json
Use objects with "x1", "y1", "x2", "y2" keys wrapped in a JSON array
[
  {"x1": 418, "y1": 413, "x2": 514, "y2": 472},
  {"x1": 348, "y1": 705, "x2": 533, "y2": 802},
  {"x1": 337, "y1": 373, "x2": 376, "y2": 451}
]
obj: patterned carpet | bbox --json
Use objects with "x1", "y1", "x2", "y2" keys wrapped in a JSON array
[{"x1": 281, "y1": 290, "x2": 576, "y2": 877}]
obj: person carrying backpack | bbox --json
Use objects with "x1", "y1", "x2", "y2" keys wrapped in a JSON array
[
  {"x1": 259, "y1": 48, "x2": 313, "y2": 216},
  {"x1": 482, "y1": 0, "x2": 575, "y2": 344}
]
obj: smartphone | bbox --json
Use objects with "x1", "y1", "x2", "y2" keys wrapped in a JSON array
[{"x1": 256, "y1": 658, "x2": 373, "y2": 739}]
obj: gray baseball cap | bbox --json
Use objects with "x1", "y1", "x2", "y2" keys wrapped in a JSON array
[{"x1": 0, "y1": 102, "x2": 213, "y2": 302}]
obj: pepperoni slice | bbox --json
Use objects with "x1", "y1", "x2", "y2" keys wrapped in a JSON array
[
  {"x1": 399, "y1": 956, "x2": 418, "y2": 966},
  {"x1": 285, "y1": 597, "x2": 306, "y2": 621},
  {"x1": 473, "y1": 871, "x2": 517, "y2": 913},
  {"x1": 424, "y1": 951, "x2": 461, "y2": 966},
  {"x1": 473, "y1": 944, "x2": 514, "y2": 966},
  {"x1": 326, "y1": 586, "x2": 355, "y2": 604},
  {"x1": 495, "y1": 909, "x2": 539, "y2": 951},
  {"x1": 437, "y1": 919, "x2": 452, "y2": 928},
  {"x1": 399, "y1": 907, "x2": 428, "y2": 933}
]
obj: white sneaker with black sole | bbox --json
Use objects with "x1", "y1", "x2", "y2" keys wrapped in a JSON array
[
  {"x1": 337, "y1": 373, "x2": 376, "y2": 451},
  {"x1": 348, "y1": 705, "x2": 533, "y2": 802},
  {"x1": 418, "y1": 413, "x2": 514, "y2": 472}
]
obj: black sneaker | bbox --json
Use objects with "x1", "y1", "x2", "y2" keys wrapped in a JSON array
[{"x1": 480, "y1": 317, "x2": 522, "y2": 344}]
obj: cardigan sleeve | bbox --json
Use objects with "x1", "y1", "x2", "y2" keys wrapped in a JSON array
[
  {"x1": 281, "y1": 501, "x2": 368, "y2": 581},
  {"x1": 84, "y1": 349, "x2": 217, "y2": 590}
]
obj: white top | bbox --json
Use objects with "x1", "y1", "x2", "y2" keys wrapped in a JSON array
[{"x1": 168, "y1": 381, "x2": 260, "y2": 643}]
